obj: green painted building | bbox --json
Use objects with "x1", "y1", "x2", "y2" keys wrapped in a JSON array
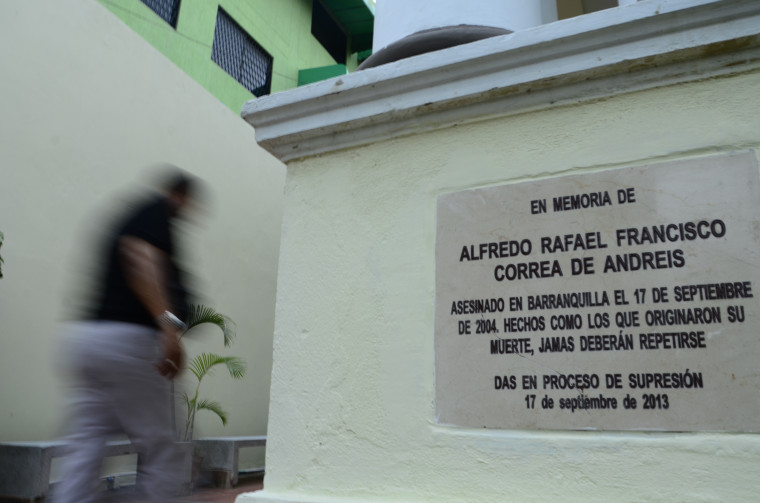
[{"x1": 98, "y1": 0, "x2": 374, "y2": 113}]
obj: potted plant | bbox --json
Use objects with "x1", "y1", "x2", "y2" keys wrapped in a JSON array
[{"x1": 174, "y1": 305, "x2": 247, "y2": 488}]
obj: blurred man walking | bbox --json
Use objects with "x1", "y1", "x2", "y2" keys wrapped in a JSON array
[{"x1": 55, "y1": 167, "x2": 202, "y2": 503}]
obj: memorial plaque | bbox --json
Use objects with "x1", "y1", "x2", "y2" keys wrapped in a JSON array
[{"x1": 434, "y1": 151, "x2": 760, "y2": 431}]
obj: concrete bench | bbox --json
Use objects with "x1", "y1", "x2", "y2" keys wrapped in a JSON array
[
  {"x1": 193, "y1": 436, "x2": 266, "y2": 488},
  {"x1": 0, "y1": 439, "x2": 193, "y2": 502}
]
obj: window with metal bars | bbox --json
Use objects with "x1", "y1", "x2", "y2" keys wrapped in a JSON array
[
  {"x1": 140, "y1": 0, "x2": 181, "y2": 28},
  {"x1": 211, "y1": 9, "x2": 273, "y2": 98}
]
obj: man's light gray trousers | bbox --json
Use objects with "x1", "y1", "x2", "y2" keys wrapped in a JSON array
[{"x1": 53, "y1": 321, "x2": 182, "y2": 503}]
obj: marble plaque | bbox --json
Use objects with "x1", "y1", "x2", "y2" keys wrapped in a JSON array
[{"x1": 434, "y1": 151, "x2": 760, "y2": 431}]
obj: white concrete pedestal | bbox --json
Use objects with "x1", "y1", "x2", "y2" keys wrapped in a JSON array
[{"x1": 240, "y1": 2, "x2": 760, "y2": 502}]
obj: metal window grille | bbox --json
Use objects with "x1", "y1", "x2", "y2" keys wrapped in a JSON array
[
  {"x1": 140, "y1": 0, "x2": 181, "y2": 27},
  {"x1": 212, "y1": 9, "x2": 273, "y2": 98}
]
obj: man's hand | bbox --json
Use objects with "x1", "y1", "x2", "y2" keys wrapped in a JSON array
[{"x1": 156, "y1": 329, "x2": 185, "y2": 379}]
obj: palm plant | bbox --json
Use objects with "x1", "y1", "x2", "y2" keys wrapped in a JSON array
[
  {"x1": 183, "y1": 305, "x2": 236, "y2": 346},
  {"x1": 177, "y1": 305, "x2": 247, "y2": 442}
]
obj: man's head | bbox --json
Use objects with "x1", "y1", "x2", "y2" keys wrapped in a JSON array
[{"x1": 155, "y1": 166, "x2": 203, "y2": 217}]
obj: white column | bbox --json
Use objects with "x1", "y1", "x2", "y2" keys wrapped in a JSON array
[{"x1": 373, "y1": 0, "x2": 546, "y2": 52}]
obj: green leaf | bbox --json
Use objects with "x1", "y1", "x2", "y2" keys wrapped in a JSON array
[
  {"x1": 197, "y1": 399, "x2": 228, "y2": 426},
  {"x1": 178, "y1": 391, "x2": 190, "y2": 407},
  {"x1": 222, "y1": 356, "x2": 247, "y2": 379},
  {"x1": 182, "y1": 305, "x2": 236, "y2": 346},
  {"x1": 188, "y1": 353, "x2": 247, "y2": 381},
  {"x1": 178, "y1": 391, "x2": 196, "y2": 409}
]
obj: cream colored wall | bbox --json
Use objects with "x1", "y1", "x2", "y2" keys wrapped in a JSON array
[
  {"x1": 250, "y1": 69, "x2": 760, "y2": 502},
  {"x1": 0, "y1": 0, "x2": 283, "y2": 469}
]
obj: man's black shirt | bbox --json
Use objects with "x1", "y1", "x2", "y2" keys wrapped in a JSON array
[{"x1": 90, "y1": 195, "x2": 188, "y2": 328}]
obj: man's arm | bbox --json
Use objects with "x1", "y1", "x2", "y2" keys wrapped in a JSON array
[{"x1": 119, "y1": 236, "x2": 184, "y2": 378}]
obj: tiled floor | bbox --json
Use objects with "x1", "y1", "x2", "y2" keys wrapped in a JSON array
[
  {"x1": 177, "y1": 474, "x2": 264, "y2": 503},
  {"x1": 92, "y1": 474, "x2": 264, "y2": 503}
]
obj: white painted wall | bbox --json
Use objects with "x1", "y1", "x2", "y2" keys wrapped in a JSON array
[
  {"x1": 0, "y1": 0, "x2": 284, "y2": 470},
  {"x1": 373, "y1": 0, "x2": 546, "y2": 51}
]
